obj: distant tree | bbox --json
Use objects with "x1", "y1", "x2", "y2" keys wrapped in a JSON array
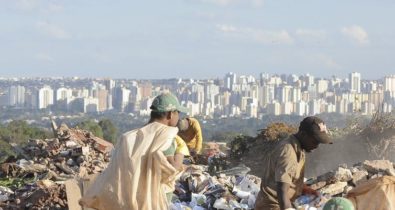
[
  {"x1": 99, "y1": 119, "x2": 118, "y2": 144},
  {"x1": 75, "y1": 120, "x2": 104, "y2": 138},
  {"x1": 0, "y1": 120, "x2": 52, "y2": 144},
  {"x1": 211, "y1": 131, "x2": 241, "y2": 142}
]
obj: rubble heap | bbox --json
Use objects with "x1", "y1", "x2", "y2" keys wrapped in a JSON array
[
  {"x1": 0, "y1": 122, "x2": 113, "y2": 210},
  {"x1": 1, "y1": 117, "x2": 395, "y2": 210},
  {"x1": 171, "y1": 165, "x2": 261, "y2": 210},
  {"x1": 307, "y1": 159, "x2": 395, "y2": 195},
  {"x1": 295, "y1": 159, "x2": 395, "y2": 209}
]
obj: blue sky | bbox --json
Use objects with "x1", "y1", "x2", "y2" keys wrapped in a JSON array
[{"x1": 0, "y1": 0, "x2": 394, "y2": 80}]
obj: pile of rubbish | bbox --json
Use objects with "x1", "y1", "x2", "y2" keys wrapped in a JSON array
[
  {"x1": 1, "y1": 115, "x2": 395, "y2": 209},
  {"x1": 295, "y1": 159, "x2": 395, "y2": 209},
  {"x1": 0, "y1": 122, "x2": 113, "y2": 209},
  {"x1": 171, "y1": 164, "x2": 260, "y2": 210},
  {"x1": 168, "y1": 158, "x2": 395, "y2": 210}
]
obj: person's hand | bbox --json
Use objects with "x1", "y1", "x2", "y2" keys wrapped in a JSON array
[
  {"x1": 302, "y1": 184, "x2": 319, "y2": 196},
  {"x1": 190, "y1": 149, "x2": 197, "y2": 157}
]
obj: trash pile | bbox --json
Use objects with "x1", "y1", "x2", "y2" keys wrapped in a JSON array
[
  {"x1": 295, "y1": 159, "x2": 395, "y2": 209},
  {"x1": 0, "y1": 122, "x2": 113, "y2": 210},
  {"x1": 170, "y1": 164, "x2": 260, "y2": 210},
  {"x1": 1, "y1": 114, "x2": 395, "y2": 210}
]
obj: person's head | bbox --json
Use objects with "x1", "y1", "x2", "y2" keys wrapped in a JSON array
[
  {"x1": 177, "y1": 118, "x2": 190, "y2": 131},
  {"x1": 296, "y1": 116, "x2": 332, "y2": 152},
  {"x1": 149, "y1": 93, "x2": 188, "y2": 127},
  {"x1": 323, "y1": 197, "x2": 355, "y2": 210}
]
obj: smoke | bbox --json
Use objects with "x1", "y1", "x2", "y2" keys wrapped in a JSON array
[{"x1": 305, "y1": 135, "x2": 395, "y2": 177}]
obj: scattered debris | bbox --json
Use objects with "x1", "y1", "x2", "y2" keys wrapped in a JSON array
[
  {"x1": 0, "y1": 121, "x2": 113, "y2": 209},
  {"x1": 2, "y1": 114, "x2": 395, "y2": 209},
  {"x1": 171, "y1": 165, "x2": 260, "y2": 210},
  {"x1": 296, "y1": 160, "x2": 395, "y2": 209}
]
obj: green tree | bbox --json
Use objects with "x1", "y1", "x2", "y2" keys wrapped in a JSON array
[
  {"x1": 99, "y1": 119, "x2": 118, "y2": 144},
  {"x1": 0, "y1": 120, "x2": 52, "y2": 144},
  {"x1": 0, "y1": 120, "x2": 52, "y2": 163},
  {"x1": 75, "y1": 120, "x2": 104, "y2": 138}
]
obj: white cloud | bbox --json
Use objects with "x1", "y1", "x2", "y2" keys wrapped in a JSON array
[
  {"x1": 217, "y1": 24, "x2": 293, "y2": 45},
  {"x1": 217, "y1": 24, "x2": 237, "y2": 33},
  {"x1": 308, "y1": 54, "x2": 341, "y2": 69},
  {"x1": 252, "y1": 29, "x2": 293, "y2": 44},
  {"x1": 46, "y1": 2, "x2": 64, "y2": 13},
  {"x1": 197, "y1": 0, "x2": 264, "y2": 7},
  {"x1": 35, "y1": 53, "x2": 54, "y2": 63},
  {"x1": 341, "y1": 25, "x2": 369, "y2": 45},
  {"x1": 251, "y1": 0, "x2": 264, "y2": 7},
  {"x1": 36, "y1": 21, "x2": 71, "y2": 40},
  {"x1": 2, "y1": 0, "x2": 63, "y2": 13},
  {"x1": 14, "y1": 0, "x2": 40, "y2": 11},
  {"x1": 295, "y1": 29, "x2": 326, "y2": 40}
]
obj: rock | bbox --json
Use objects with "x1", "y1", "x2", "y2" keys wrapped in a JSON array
[
  {"x1": 320, "y1": 181, "x2": 348, "y2": 196},
  {"x1": 334, "y1": 167, "x2": 352, "y2": 182},
  {"x1": 370, "y1": 173, "x2": 384, "y2": 179},
  {"x1": 343, "y1": 186, "x2": 353, "y2": 194},
  {"x1": 352, "y1": 170, "x2": 368, "y2": 186},
  {"x1": 309, "y1": 181, "x2": 327, "y2": 191},
  {"x1": 71, "y1": 146, "x2": 90, "y2": 156},
  {"x1": 363, "y1": 160, "x2": 395, "y2": 174},
  {"x1": 66, "y1": 159, "x2": 75, "y2": 166},
  {"x1": 317, "y1": 171, "x2": 336, "y2": 183},
  {"x1": 65, "y1": 140, "x2": 78, "y2": 148},
  {"x1": 0, "y1": 186, "x2": 14, "y2": 194},
  {"x1": 55, "y1": 163, "x2": 75, "y2": 175},
  {"x1": 36, "y1": 179, "x2": 56, "y2": 188},
  {"x1": 0, "y1": 194, "x2": 9, "y2": 202}
]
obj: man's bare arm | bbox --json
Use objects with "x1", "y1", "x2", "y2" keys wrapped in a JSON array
[{"x1": 276, "y1": 182, "x2": 293, "y2": 210}]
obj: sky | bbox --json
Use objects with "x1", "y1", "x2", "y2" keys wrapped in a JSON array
[{"x1": 0, "y1": 0, "x2": 394, "y2": 80}]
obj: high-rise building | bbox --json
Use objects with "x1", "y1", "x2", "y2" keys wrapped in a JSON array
[
  {"x1": 384, "y1": 75, "x2": 395, "y2": 92},
  {"x1": 204, "y1": 83, "x2": 219, "y2": 105},
  {"x1": 8, "y1": 85, "x2": 25, "y2": 107},
  {"x1": 291, "y1": 87, "x2": 302, "y2": 103},
  {"x1": 308, "y1": 100, "x2": 321, "y2": 115},
  {"x1": 277, "y1": 85, "x2": 292, "y2": 103},
  {"x1": 139, "y1": 82, "x2": 152, "y2": 100},
  {"x1": 94, "y1": 89, "x2": 109, "y2": 112},
  {"x1": 304, "y1": 74, "x2": 314, "y2": 87},
  {"x1": 191, "y1": 83, "x2": 204, "y2": 104},
  {"x1": 259, "y1": 73, "x2": 269, "y2": 86},
  {"x1": 38, "y1": 86, "x2": 54, "y2": 109},
  {"x1": 281, "y1": 102, "x2": 293, "y2": 115},
  {"x1": 267, "y1": 101, "x2": 281, "y2": 115},
  {"x1": 295, "y1": 101, "x2": 308, "y2": 116},
  {"x1": 317, "y1": 79, "x2": 329, "y2": 94},
  {"x1": 349, "y1": 72, "x2": 361, "y2": 93},
  {"x1": 113, "y1": 87, "x2": 131, "y2": 112},
  {"x1": 246, "y1": 100, "x2": 258, "y2": 118},
  {"x1": 224, "y1": 72, "x2": 237, "y2": 90},
  {"x1": 56, "y1": 87, "x2": 73, "y2": 101},
  {"x1": 259, "y1": 84, "x2": 275, "y2": 107}
]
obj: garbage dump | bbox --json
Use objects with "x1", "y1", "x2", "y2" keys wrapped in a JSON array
[
  {"x1": 0, "y1": 122, "x2": 113, "y2": 210},
  {"x1": 1, "y1": 112, "x2": 395, "y2": 209}
]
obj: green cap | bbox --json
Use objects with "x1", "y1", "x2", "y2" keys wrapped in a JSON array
[
  {"x1": 323, "y1": 197, "x2": 355, "y2": 210},
  {"x1": 150, "y1": 93, "x2": 188, "y2": 113}
]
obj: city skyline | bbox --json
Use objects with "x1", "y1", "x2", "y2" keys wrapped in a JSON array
[
  {"x1": 1, "y1": 72, "x2": 394, "y2": 118},
  {"x1": 1, "y1": 0, "x2": 395, "y2": 79}
]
